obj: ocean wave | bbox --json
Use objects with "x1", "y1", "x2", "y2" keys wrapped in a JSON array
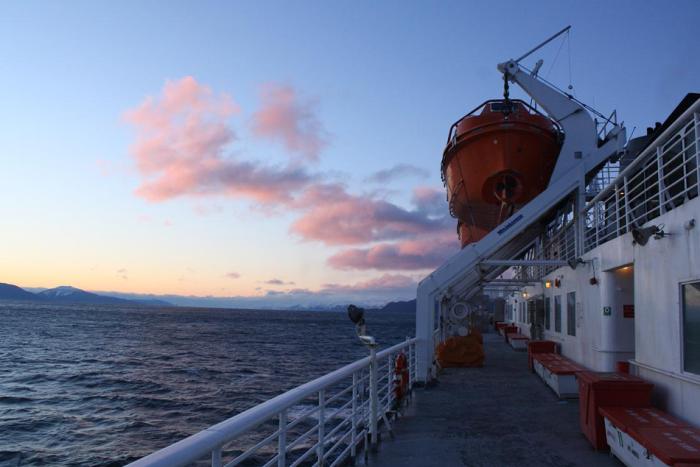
[{"x1": 0, "y1": 304, "x2": 413, "y2": 466}]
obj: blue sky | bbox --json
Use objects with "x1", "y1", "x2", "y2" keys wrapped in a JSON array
[{"x1": 1, "y1": 1, "x2": 698, "y2": 307}]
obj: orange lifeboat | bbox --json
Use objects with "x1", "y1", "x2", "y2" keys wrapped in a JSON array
[{"x1": 442, "y1": 100, "x2": 562, "y2": 248}]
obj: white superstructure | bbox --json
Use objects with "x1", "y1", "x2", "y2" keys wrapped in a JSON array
[{"x1": 414, "y1": 52, "x2": 700, "y2": 427}]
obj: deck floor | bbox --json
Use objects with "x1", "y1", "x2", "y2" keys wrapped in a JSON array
[{"x1": 367, "y1": 333, "x2": 622, "y2": 467}]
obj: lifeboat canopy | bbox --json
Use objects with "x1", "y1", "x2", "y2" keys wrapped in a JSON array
[{"x1": 442, "y1": 99, "x2": 562, "y2": 248}]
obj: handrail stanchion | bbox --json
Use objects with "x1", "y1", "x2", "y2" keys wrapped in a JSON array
[
  {"x1": 387, "y1": 353, "x2": 393, "y2": 411},
  {"x1": 212, "y1": 447, "x2": 222, "y2": 467},
  {"x1": 351, "y1": 372, "x2": 357, "y2": 459},
  {"x1": 277, "y1": 410, "x2": 287, "y2": 467},
  {"x1": 369, "y1": 345, "x2": 378, "y2": 448},
  {"x1": 317, "y1": 389, "x2": 325, "y2": 466}
]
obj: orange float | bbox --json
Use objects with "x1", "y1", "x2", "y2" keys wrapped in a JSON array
[
  {"x1": 442, "y1": 99, "x2": 562, "y2": 248},
  {"x1": 393, "y1": 353, "x2": 409, "y2": 401}
]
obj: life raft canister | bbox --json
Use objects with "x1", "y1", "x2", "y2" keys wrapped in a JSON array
[{"x1": 393, "y1": 352, "x2": 409, "y2": 401}]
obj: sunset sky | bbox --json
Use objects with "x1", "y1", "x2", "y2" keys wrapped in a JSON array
[{"x1": 1, "y1": 1, "x2": 698, "y2": 306}]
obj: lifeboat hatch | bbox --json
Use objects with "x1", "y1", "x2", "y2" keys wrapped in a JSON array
[{"x1": 483, "y1": 170, "x2": 524, "y2": 205}]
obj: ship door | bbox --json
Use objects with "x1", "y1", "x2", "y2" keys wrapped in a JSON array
[
  {"x1": 527, "y1": 298, "x2": 545, "y2": 340},
  {"x1": 599, "y1": 265, "x2": 636, "y2": 370}
]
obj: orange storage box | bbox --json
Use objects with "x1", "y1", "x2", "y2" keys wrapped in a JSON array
[{"x1": 577, "y1": 371, "x2": 654, "y2": 450}]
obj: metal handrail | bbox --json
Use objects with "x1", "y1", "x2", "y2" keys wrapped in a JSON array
[
  {"x1": 581, "y1": 107, "x2": 699, "y2": 253},
  {"x1": 127, "y1": 338, "x2": 417, "y2": 467},
  {"x1": 587, "y1": 99, "x2": 700, "y2": 206}
]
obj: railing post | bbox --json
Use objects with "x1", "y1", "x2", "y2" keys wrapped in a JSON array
[
  {"x1": 278, "y1": 410, "x2": 287, "y2": 467},
  {"x1": 694, "y1": 113, "x2": 700, "y2": 195},
  {"x1": 387, "y1": 353, "x2": 393, "y2": 411},
  {"x1": 369, "y1": 345, "x2": 379, "y2": 447},
  {"x1": 212, "y1": 447, "x2": 222, "y2": 467},
  {"x1": 657, "y1": 146, "x2": 666, "y2": 215},
  {"x1": 623, "y1": 176, "x2": 631, "y2": 234},
  {"x1": 351, "y1": 372, "x2": 358, "y2": 459},
  {"x1": 594, "y1": 201, "x2": 600, "y2": 248},
  {"x1": 614, "y1": 183, "x2": 621, "y2": 235},
  {"x1": 317, "y1": 389, "x2": 325, "y2": 466}
]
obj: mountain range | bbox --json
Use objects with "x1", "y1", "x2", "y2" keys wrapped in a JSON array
[
  {"x1": 0, "y1": 283, "x2": 172, "y2": 307},
  {"x1": 0, "y1": 282, "x2": 415, "y2": 312}
]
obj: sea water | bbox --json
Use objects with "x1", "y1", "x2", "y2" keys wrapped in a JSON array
[{"x1": 0, "y1": 302, "x2": 413, "y2": 466}]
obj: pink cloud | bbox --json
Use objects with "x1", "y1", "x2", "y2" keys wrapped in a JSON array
[
  {"x1": 125, "y1": 77, "x2": 313, "y2": 203},
  {"x1": 225, "y1": 272, "x2": 241, "y2": 279},
  {"x1": 321, "y1": 274, "x2": 417, "y2": 293},
  {"x1": 263, "y1": 278, "x2": 295, "y2": 286},
  {"x1": 366, "y1": 164, "x2": 430, "y2": 183},
  {"x1": 290, "y1": 183, "x2": 449, "y2": 245},
  {"x1": 327, "y1": 232, "x2": 457, "y2": 271},
  {"x1": 251, "y1": 84, "x2": 327, "y2": 161}
]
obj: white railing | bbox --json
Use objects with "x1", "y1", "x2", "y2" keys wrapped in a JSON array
[
  {"x1": 127, "y1": 338, "x2": 417, "y2": 467},
  {"x1": 583, "y1": 109, "x2": 699, "y2": 252}
]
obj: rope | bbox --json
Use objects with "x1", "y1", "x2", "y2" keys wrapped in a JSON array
[
  {"x1": 545, "y1": 33, "x2": 567, "y2": 79},
  {"x1": 567, "y1": 29, "x2": 574, "y2": 94}
]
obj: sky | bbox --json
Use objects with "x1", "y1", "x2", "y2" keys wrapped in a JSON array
[{"x1": 1, "y1": 1, "x2": 698, "y2": 307}]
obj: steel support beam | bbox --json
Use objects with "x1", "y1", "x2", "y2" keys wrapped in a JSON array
[{"x1": 479, "y1": 259, "x2": 568, "y2": 267}]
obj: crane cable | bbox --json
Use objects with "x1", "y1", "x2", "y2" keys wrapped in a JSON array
[{"x1": 542, "y1": 29, "x2": 574, "y2": 95}]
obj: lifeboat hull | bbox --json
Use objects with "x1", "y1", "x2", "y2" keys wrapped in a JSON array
[{"x1": 443, "y1": 100, "x2": 561, "y2": 247}]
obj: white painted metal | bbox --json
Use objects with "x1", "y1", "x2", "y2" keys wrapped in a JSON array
[
  {"x1": 127, "y1": 338, "x2": 416, "y2": 467},
  {"x1": 539, "y1": 368, "x2": 579, "y2": 399},
  {"x1": 498, "y1": 60, "x2": 624, "y2": 183}
]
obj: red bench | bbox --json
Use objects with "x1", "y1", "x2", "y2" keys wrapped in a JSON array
[
  {"x1": 599, "y1": 406, "x2": 700, "y2": 466},
  {"x1": 502, "y1": 325, "x2": 518, "y2": 341},
  {"x1": 527, "y1": 340, "x2": 557, "y2": 372},
  {"x1": 506, "y1": 333, "x2": 529, "y2": 350},
  {"x1": 532, "y1": 353, "x2": 587, "y2": 398}
]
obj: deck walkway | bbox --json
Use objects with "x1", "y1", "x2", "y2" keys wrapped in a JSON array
[{"x1": 368, "y1": 333, "x2": 621, "y2": 467}]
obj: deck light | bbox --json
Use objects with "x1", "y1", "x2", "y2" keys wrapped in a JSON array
[{"x1": 632, "y1": 225, "x2": 661, "y2": 245}]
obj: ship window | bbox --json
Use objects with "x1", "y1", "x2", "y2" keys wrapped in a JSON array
[
  {"x1": 682, "y1": 281, "x2": 700, "y2": 375},
  {"x1": 554, "y1": 296, "x2": 562, "y2": 333},
  {"x1": 545, "y1": 297, "x2": 551, "y2": 330},
  {"x1": 567, "y1": 292, "x2": 576, "y2": 336}
]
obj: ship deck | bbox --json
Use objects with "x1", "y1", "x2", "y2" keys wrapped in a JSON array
[{"x1": 368, "y1": 333, "x2": 621, "y2": 467}]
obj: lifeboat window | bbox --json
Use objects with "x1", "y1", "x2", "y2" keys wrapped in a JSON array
[
  {"x1": 490, "y1": 102, "x2": 515, "y2": 113},
  {"x1": 567, "y1": 292, "x2": 576, "y2": 336},
  {"x1": 682, "y1": 281, "x2": 700, "y2": 375},
  {"x1": 554, "y1": 296, "x2": 562, "y2": 333},
  {"x1": 545, "y1": 297, "x2": 551, "y2": 330}
]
